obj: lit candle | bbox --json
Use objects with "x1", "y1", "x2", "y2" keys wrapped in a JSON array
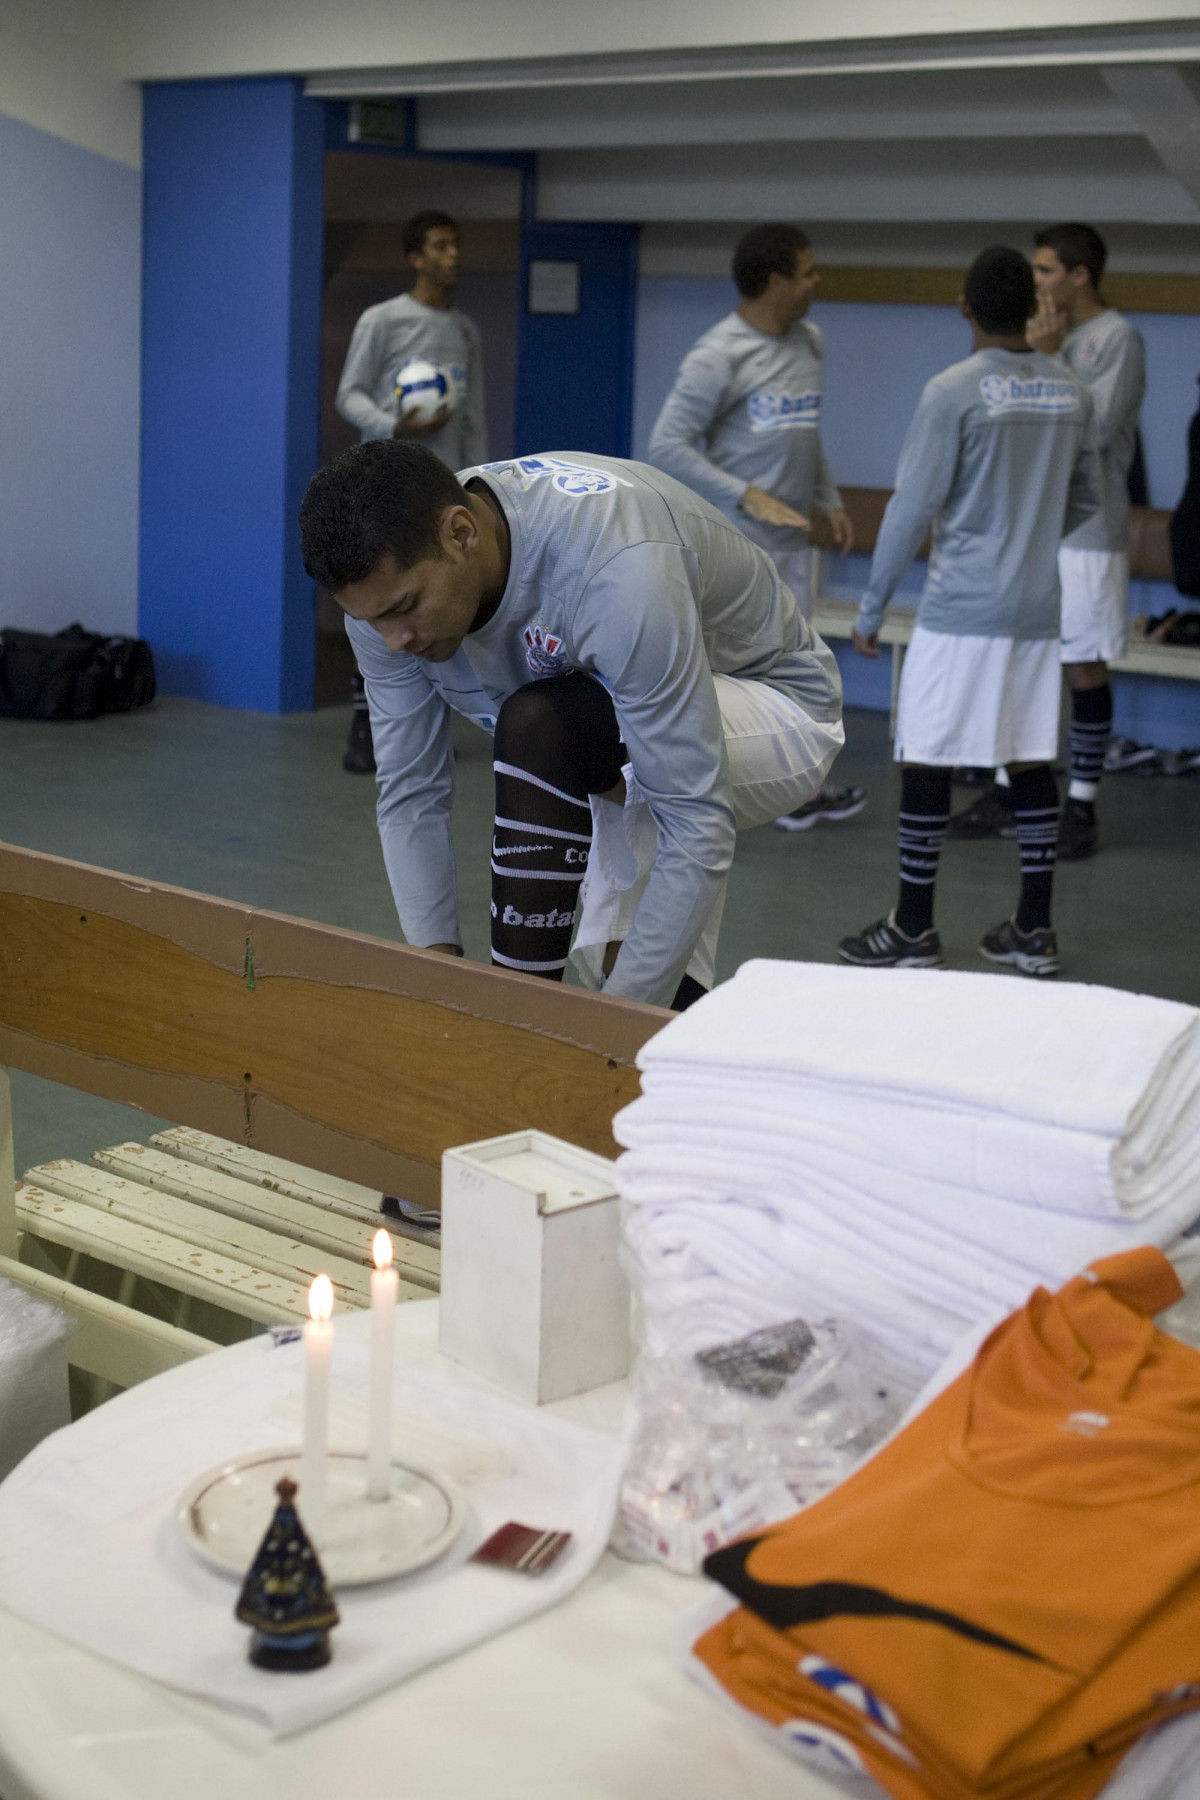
[
  {"x1": 299, "y1": 1273, "x2": 334, "y2": 1542},
  {"x1": 367, "y1": 1230, "x2": 399, "y2": 1502}
]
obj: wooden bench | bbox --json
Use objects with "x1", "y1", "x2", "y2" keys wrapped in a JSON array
[
  {"x1": 811, "y1": 491, "x2": 1200, "y2": 732},
  {"x1": 0, "y1": 842, "x2": 664, "y2": 1406}
]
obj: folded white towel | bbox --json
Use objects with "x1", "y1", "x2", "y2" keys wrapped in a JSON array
[
  {"x1": 615, "y1": 1111, "x2": 1200, "y2": 1300},
  {"x1": 635, "y1": 961, "x2": 1200, "y2": 1220}
]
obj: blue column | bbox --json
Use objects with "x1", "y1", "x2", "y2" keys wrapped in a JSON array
[{"x1": 140, "y1": 79, "x2": 324, "y2": 711}]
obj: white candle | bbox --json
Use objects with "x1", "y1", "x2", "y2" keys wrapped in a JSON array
[
  {"x1": 299, "y1": 1273, "x2": 334, "y2": 1543},
  {"x1": 367, "y1": 1230, "x2": 399, "y2": 1502}
]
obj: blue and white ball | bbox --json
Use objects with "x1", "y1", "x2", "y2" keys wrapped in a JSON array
[{"x1": 393, "y1": 358, "x2": 456, "y2": 424}]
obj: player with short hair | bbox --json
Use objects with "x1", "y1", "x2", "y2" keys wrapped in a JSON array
[
  {"x1": 949, "y1": 222, "x2": 1146, "y2": 857},
  {"x1": 299, "y1": 442, "x2": 845, "y2": 1011},
  {"x1": 838, "y1": 246, "x2": 1100, "y2": 978},
  {"x1": 334, "y1": 209, "x2": 488, "y2": 774},
  {"x1": 648, "y1": 222, "x2": 864, "y2": 833}
]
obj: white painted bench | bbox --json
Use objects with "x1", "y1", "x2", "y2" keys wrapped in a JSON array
[
  {"x1": 0, "y1": 1071, "x2": 215, "y2": 1396},
  {"x1": 1, "y1": 1070, "x2": 440, "y2": 1405},
  {"x1": 810, "y1": 563, "x2": 1200, "y2": 736}
]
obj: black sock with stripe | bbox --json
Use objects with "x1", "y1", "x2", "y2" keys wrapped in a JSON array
[
  {"x1": 1009, "y1": 764, "x2": 1059, "y2": 932},
  {"x1": 895, "y1": 767, "x2": 951, "y2": 937},
  {"x1": 490, "y1": 675, "x2": 623, "y2": 979}
]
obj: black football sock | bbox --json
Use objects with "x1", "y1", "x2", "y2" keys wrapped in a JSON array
[
  {"x1": 490, "y1": 675, "x2": 623, "y2": 979},
  {"x1": 1009, "y1": 764, "x2": 1059, "y2": 932},
  {"x1": 1068, "y1": 684, "x2": 1112, "y2": 808},
  {"x1": 895, "y1": 767, "x2": 951, "y2": 937}
]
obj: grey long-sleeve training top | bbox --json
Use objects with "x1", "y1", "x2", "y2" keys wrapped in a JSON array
[
  {"x1": 648, "y1": 313, "x2": 842, "y2": 556},
  {"x1": 346, "y1": 453, "x2": 842, "y2": 1009},
  {"x1": 857, "y1": 348, "x2": 1101, "y2": 642},
  {"x1": 335, "y1": 292, "x2": 487, "y2": 471},
  {"x1": 1059, "y1": 309, "x2": 1146, "y2": 554}
]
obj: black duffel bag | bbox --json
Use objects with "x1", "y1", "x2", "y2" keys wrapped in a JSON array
[{"x1": 0, "y1": 624, "x2": 156, "y2": 720}]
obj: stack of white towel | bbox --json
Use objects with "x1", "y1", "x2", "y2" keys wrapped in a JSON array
[{"x1": 614, "y1": 960, "x2": 1200, "y2": 1392}]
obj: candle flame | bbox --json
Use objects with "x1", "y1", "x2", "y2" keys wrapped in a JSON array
[
  {"x1": 308, "y1": 1273, "x2": 334, "y2": 1323},
  {"x1": 372, "y1": 1229, "x2": 394, "y2": 1272}
]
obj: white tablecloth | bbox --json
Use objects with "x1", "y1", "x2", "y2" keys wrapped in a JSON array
[{"x1": 0, "y1": 1301, "x2": 848, "y2": 1800}]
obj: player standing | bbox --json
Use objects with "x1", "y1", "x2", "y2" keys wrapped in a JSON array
[
  {"x1": 648, "y1": 224, "x2": 864, "y2": 832},
  {"x1": 839, "y1": 248, "x2": 1100, "y2": 977},
  {"x1": 334, "y1": 210, "x2": 487, "y2": 773},
  {"x1": 949, "y1": 223, "x2": 1146, "y2": 857}
]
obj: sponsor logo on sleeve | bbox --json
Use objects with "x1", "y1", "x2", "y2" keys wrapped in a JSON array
[
  {"x1": 979, "y1": 374, "x2": 1080, "y2": 416},
  {"x1": 522, "y1": 621, "x2": 576, "y2": 678},
  {"x1": 747, "y1": 390, "x2": 821, "y2": 433}
]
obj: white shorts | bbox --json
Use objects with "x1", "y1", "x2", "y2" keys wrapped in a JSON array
[
  {"x1": 1059, "y1": 547, "x2": 1130, "y2": 663},
  {"x1": 573, "y1": 671, "x2": 844, "y2": 990},
  {"x1": 894, "y1": 626, "x2": 1061, "y2": 768},
  {"x1": 769, "y1": 546, "x2": 812, "y2": 622}
]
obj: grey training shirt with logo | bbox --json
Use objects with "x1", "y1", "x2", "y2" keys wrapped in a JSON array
[
  {"x1": 857, "y1": 349, "x2": 1101, "y2": 642},
  {"x1": 647, "y1": 313, "x2": 842, "y2": 554},
  {"x1": 1059, "y1": 309, "x2": 1146, "y2": 554},
  {"x1": 346, "y1": 454, "x2": 842, "y2": 1008},
  {"x1": 335, "y1": 292, "x2": 487, "y2": 472}
]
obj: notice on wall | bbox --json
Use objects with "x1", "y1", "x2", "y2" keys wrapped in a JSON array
[{"x1": 528, "y1": 260, "x2": 581, "y2": 316}]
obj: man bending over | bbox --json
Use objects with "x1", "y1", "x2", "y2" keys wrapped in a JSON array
[{"x1": 299, "y1": 445, "x2": 844, "y2": 1010}]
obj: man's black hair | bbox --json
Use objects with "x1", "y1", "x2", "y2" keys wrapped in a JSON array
[
  {"x1": 299, "y1": 441, "x2": 468, "y2": 591},
  {"x1": 402, "y1": 209, "x2": 459, "y2": 260},
  {"x1": 731, "y1": 223, "x2": 811, "y2": 300},
  {"x1": 964, "y1": 246, "x2": 1036, "y2": 336},
  {"x1": 1034, "y1": 222, "x2": 1107, "y2": 292}
]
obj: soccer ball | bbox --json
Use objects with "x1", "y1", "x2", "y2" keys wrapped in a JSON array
[{"x1": 393, "y1": 358, "x2": 456, "y2": 423}]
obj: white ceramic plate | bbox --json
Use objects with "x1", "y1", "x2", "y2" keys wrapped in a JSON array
[{"x1": 176, "y1": 1447, "x2": 466, "y2": 1587}]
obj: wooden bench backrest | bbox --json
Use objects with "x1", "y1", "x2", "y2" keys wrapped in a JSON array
[
  {"x1": 811, "y1": 489, "x2": 1175, "y2": 584},
  {"x1": 0, "y1": 843, "x2": 664, "y2": 1207}
]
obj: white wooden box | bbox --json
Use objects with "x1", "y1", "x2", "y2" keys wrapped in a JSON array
[{"x1": 439, "y1": 1130, "x2": 630, "y2": 1405}]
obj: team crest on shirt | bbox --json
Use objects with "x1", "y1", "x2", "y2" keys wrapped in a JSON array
[
  {"x1": 778, "y1": 1720, "x2": 867, "y2": 1776},
  {"x1": 522, "y1": 620, "x2": 574, "y2": 677},
  {"x1": 798, "y1": 1657, "x2": 902, "y2": 1732},
  {"x1": 795, "y1": 1659, "x2": 918, "y2": 1767},
  {"x1": 478, "y1": 455, "x2": 631, "y2": 494},
  {"x1": 1075, "y1": 334, "x2": 1103, "y2": 371},
  {"x1": 747, "y1": 390, "x2": 821, "y2": 433}
]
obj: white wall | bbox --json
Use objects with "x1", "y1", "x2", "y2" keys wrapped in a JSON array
[
  {"x1": 0, "y1": 3, "x2": 140, "y2": 166},
  {"x1": 0, "y1": 18, "x2": 142, "y2": 637}
]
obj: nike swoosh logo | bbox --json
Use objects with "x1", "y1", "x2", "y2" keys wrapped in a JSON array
[
  {"x1": 704, "y1": 1539, "x2": 1050, "y2": 1665},
  {"x1": 493, "y1": 843, "x2": 555, "y2": 857}
]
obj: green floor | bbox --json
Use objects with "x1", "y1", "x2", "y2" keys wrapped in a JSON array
[{"x1": 3, "y1": 691, "x2": 1198, "y2": 1177}]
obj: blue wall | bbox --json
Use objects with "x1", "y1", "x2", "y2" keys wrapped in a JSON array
[
  {"x1": 0, "y1": 111, "x2": 141, "y2": 636},
  {"x1": 140, "y1": 79, "x2": 325, "y2": 712},
  {"x1": 517, "y1": 222, "x2": 639, "y2": 457},
  {"x1": 634, "y1": 275, "x2": 1200, "y2": 745}
]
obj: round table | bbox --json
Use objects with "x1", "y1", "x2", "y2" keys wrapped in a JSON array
[{"x1": 0, "y1": 1301, "x2": 845, "y2": 1800}]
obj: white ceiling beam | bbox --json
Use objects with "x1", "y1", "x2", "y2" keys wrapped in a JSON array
[
  {"x1": 304, "y1": 20, "x2": 1200, "y2": 98},
  {"x1": 417, "y1": 68, "x2": 1134, "y2": 153},
  {"x1": 1103, "y1": 63, "x2": 1200, "y2": 208},
  {"x1": 535, "y1": 139, "x2": 1200, "y2": 226}
]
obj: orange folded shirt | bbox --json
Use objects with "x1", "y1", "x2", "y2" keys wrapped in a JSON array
[{"x1": 694, "y1": 1247, "x2": 1200, "y2": 1800}]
